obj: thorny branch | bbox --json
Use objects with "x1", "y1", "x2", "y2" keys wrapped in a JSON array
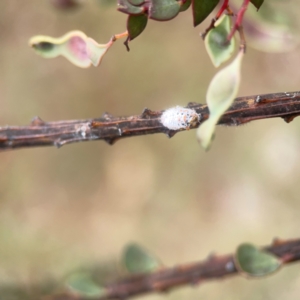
[
  {"x1": 1, "y1": 91, "x2": 300, "y2": 151},
  {"x1": 45, "y1": 238, "x2": 300, "y2": 299}
]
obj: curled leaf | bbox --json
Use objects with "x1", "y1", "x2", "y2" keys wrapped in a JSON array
[
  {"x1": 205, "y1": 15, "x2": 236, "y2": 67},
  {"x1": 118, "y1": 0, "x2": 145, "y2": 15},
  {"x1": 29, "y1": 31, "x2": 113, "y2": 68},
  {"x1": 66, "y1": 272, "x2": 106, "y2": 297},
  {"x1": 197, "y1": 50, "x2": 244, "y2": 150},
  {"x1": 86, "y1": 38, "x2": 113, "y2": 67},
  {"x1": 122, "y1": 243, "x2": 161, "y2": 274},
  {"x1": 235, "y1": 243, "x2": 281, "y2": 277}
]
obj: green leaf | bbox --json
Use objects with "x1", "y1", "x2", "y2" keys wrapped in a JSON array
[
  {"x1": 205, "y1": 15, "x2": 235, "y2": 67},
  {"x1": 250, "y1": 0, "x2": 264, "y2": 10},
  {"x1": 192, "y1": 0, "x2": 219, "y2": 27},
  {"x1": 235, "y1": 243, "x2": 281, "y2": 277},
  {"x1": 118, "y1": 0, "x2": 145, "y2": 15},
  {"x1": 29, "y1": 31, "x2": 113, "y2": 68},
  {"x1": 197, "y1": 50, "x2": 243, "y2": 150},
  {"x1": 122, "y1": 243, "x2": 161, "y2": 274},
  {"x1": 149, "y1": 0, "x2": 181, "y2": 21},
  {"x1": 127, "y1": 14, "x2": 148, "y2": 40},
  {"x1": 66, "y1": 272, "x2": 106, "y2": 298},
  {"x1": 180, "y1": 0, "x2": 192, "y2": 12},
  {"x1": 242, "y1": 2, "x2": 297, "y2": 53}
]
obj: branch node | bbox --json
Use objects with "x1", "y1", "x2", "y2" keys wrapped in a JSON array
[
  {"x1": 141, "y1": 108, "x2": 156, "y2": 119},
  {"x1": 165, "y1": 130, "x2": 176, "y2": 138},
  {"x1": 206, "y1": 252, "x2": 217, "y2": 262},
  {"x1": 104, "y1": 138, "x2": 117, "y2": 145},
  {"x1": 187, "y1": 102, "x2": 200, "y2": 108},
  {"x1": 254, "y1": 95, "x2": 269, "y2": 104},
  {"x1": 282, "y1": 114, "x2": 300, "y2": 124},
  {"x1": 31, "y1": 116, "x2": 45, "y2": 126}
]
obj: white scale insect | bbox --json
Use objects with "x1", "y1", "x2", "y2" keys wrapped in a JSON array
[{"x1": 161, "y1": 106, "x2": 200, "y2": 130}]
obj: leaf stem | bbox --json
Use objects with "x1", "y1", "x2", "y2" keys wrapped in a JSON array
[{"x1": 227, "y1": 0, "x2": 251, "y2": 41}]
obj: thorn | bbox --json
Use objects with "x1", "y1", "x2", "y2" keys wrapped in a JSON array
[
  {"x1": 104, "y1": 138, "x2": 119, "y2": 145},
  {"x1": 187, "y1": 102, "x2": 200, "y2": 108},
  {"x1": 272, "y1": 237, "x2": 285, "y2": 246},
  {"x1": 206, "y1": 252, "x2": 217, "y2": 262},
  {"x1": 31, "y1": 116, "x2": 45, "y2": 126},
  {"x1": 165, "y1": 130, "x2": 176, "y2": 138},
  {"x1": 283, "y1": 116, "x2": 293, "y2": 123},
  {"x1": 54, "y1": 140, "x2": 62, "y2": 149},
  {"x1": 282, "y1": 114, "x2": 300, "y2": 123},
  {"x1": 141, "y1": 108, "x2": 155, "y2": 119},
  {"x1": 104, "y1": 138, "x2": 114, "y2": 145}
]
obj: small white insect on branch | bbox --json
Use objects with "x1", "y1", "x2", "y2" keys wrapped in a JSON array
[{"x1": 161, "y1": 106, "x2": 201, "y2": 130}]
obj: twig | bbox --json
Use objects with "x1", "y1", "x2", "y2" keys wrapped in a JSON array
[
  {"x1": 1, "y1": 91, "x2": 300, "y2": 151},
  {"x1": 227, "y1": 0, "x2": 251, "y2": 41},
  {"x1": 49, "y1": 238, "x2": 300, "y2": 300}
]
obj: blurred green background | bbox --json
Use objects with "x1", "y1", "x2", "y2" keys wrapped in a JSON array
[{"x1": 1, "y1": 0, "x2": 300, "y2": 299}]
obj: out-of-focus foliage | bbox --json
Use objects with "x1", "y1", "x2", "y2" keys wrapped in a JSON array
[
  {"x1": 66, "y1": 272, "x2": 106, "y2": 297},
  {"x1": 122, "y1": 243, "x2": 161, "y2": 274},
  {"x1": 197, "y1": 50, "x2": 243, "y2": 150},
  {"x1": 235, "y1": 243, "x2": 281, "y2": 277},
  {"x1": 30, "y1": 30, "x2": 113, "y2": 68},
  {"x1": 205, "y1": 15, "x2": 235, "y2": 67},
  {"x1": 232, "y1": 0, "x2": 297, "y2": 53},
  {"x1": 1, "y1": 1, "x2": 300, "y2": 300}
]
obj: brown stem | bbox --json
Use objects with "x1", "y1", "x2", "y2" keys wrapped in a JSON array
[
  {"x1": 1, "y1": 91, "x2": 300, "y2": 151},
  {"x1": 49, "y1": 238, "x2": 300, "y2": 300}
]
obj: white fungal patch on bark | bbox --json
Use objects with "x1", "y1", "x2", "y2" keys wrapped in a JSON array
[{"x1": 161, "y1": 106, "x2": 200, "y2": 130}]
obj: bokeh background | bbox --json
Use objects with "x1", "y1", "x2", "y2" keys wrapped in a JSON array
[{"x1": 1, "y1": 0, "x2": 300, "y2": 299}]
